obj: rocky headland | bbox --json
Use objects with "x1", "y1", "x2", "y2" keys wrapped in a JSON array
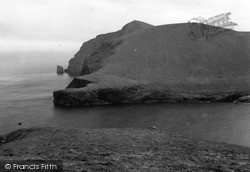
[
  {"x1": 54, "y1": 21, "x2": 250, "y2": 107},
  {"x1": 1, "y1": 127, "x2": 250, "y2": 171}
]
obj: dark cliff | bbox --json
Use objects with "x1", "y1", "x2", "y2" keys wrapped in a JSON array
[{"x1": 66, "y1": 20, "x2": 153, "y2": 76}]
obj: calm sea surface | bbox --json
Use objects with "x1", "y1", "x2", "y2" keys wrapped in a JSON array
[{"x1": 0, "y1": 53, "x2": 250, "y2": 147}]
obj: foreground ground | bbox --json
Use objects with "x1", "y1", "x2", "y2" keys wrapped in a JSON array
[{"x1": 0, "y1": 127, "x2": 250, "y2": 171}]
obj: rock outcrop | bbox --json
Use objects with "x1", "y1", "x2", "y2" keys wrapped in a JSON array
[
  {"x1": 237, "y1": 95, "x2": 250, "y2": 103},
  {"x1": 54, "y1": 21, "x2": 250, "y2": 107},
  {"x1": 56, "y1": 65, "x2": 64, "y2": 75}
]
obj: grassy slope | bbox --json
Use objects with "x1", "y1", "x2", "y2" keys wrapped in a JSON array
[
  {"x1": 1, "y1": 128, "x2": 250, "y2": 172},
  {"x1": 97, "y1": 23, "x2": 250, "y2": 93},
  {"x1": 68, "y1": 22, "x2": 250, "y2": 95}
]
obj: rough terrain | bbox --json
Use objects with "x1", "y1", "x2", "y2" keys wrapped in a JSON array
[{"x1": 0, "y1": 127, "x2": 250, "y2": 171}]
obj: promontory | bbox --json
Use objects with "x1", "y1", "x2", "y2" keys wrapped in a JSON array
[{"x1": 53, "y1": 21, "x2": 250, "y2": 107}]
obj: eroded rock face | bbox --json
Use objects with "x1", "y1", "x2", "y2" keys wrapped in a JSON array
[
  {"x1": 66, "y1": 78, "x2": 92, "y2": 89},
  {"x1": 57, "y1": 65, "x2": 64, "y2": 75},
  {"x1": 66, "y1": 21, "x2": 153, "y2": 76},
  {"x1": 54, "y1": 21, "x2": 250, "y2": 107},
  {"x1": 237, "y1": 95, "x2": 250, "y2": 103}
]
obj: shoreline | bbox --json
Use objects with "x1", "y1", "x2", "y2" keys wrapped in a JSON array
[{"x1": 0, "y1": 127, "x2": 250, "y2": 171}]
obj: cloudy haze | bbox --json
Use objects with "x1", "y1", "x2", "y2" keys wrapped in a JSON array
[{"x1": 0, "y1": 0, "x2": 249, "y2": 52}]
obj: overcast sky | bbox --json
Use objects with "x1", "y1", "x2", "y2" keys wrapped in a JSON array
[{"x1": 0, "y1": 0, "x2": 249, "y2": 52}]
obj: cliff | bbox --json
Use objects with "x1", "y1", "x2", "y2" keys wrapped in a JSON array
[
  {"x1": 54, "y1": 21, "x2": 250, "y2": 107},
  {"x1": 66, "y1": 20, "x2": 153, "y2": 76}
]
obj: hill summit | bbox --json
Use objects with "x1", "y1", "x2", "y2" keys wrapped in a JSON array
[{"x1": 66, "y1": 20, "x2": 153, "y2": 76}]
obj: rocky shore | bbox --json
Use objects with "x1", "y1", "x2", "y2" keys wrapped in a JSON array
[
  {"x1": 53, "y1": 21, "x2": 250, "y2": 107},
  {"x1": 0, "y1": 127, "x2": 250, "y2": 171}
]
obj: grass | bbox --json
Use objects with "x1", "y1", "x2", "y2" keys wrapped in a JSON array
[{"x1": 1, "y1": 127, "x2": 250, "y2": 171}]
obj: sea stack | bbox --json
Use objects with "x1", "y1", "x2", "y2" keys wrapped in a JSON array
[
  {"x1": 53, "y1": 21, "x2": 250, "y2": 107},
  {"x1": 57, "y1": 65, "x2": 64, "y2": 75}
]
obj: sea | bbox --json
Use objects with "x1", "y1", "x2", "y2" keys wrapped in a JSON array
[{"x1": 0, "y1": 52, "x2": 250, "y2": 147}]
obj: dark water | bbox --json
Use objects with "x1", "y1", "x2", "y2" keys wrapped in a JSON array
[{"x1": 0, "y1": 54, "x2": 250, "y2": 147}]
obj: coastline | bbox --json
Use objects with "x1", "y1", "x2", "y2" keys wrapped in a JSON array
[
  {"x1": 53, "y1": 22, "x2": 250, "y2": 108},
  {"x1": 1, "y1": 127, "x2": 250, "y2": 171}
]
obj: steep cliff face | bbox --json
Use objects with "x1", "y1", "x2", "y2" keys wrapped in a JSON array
[
  {"x1": 54, "y1": 21, "x2": 250, "y2": 107},
  {"x1": 66, "y1": 20, "x2": 153, "y2": 76}
]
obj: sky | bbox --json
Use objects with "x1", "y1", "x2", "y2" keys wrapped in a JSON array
[{"x1": 0, "y1": 0, "x2": 249, "y2": 52}]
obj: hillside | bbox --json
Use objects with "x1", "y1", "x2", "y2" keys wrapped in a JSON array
[
  {"x1": 66, "y1": 20, "x2": 153, "y2": 76},
  {"x1": 54, "y1": 21, "x2": 250, "y2": 107},
  {"x1": 1, "y1": 128, "x2": 250, "y2": 171}
]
